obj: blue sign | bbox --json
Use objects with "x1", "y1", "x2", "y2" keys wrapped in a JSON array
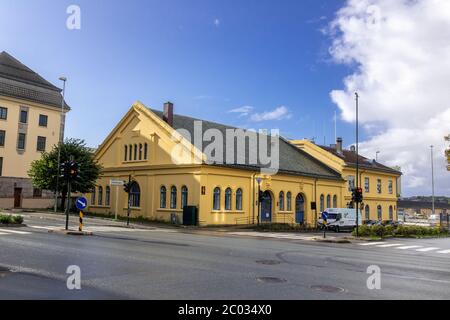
[
  {"x1": 75, "y1": 197, "x2": 88, "y2": 211},
  {"x1": 321, "y1": 212, "x2": 328, "y2": 221}
]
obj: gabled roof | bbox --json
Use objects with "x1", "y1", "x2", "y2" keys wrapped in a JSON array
[
  {"x1": 149, "y1": 109, "x2": 343, "y2": 180},
  {"x1": 319, "y1": 145, "x2": 402, "y2": 175},
  {"x1": 0, "y1": 51, "x2": 69, "y2": 110}
]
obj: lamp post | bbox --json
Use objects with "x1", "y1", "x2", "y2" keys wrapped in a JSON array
[
  {"x1": 54, "y1": 77, "x2": 67, "y2": 213},
  {"x1": 355, "y1": 92, "x2": 360, "y2": 238},
  {"x1": 430, "y1": 145, "x2": 435, "y2": 216}
]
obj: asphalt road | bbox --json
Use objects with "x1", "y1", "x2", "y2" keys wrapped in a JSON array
[{"x1": 1, "y1": 212, "x2": 450, "y2": 300}]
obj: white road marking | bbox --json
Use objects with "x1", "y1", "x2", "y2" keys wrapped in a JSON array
[
  {"x1": 359, "y1": 242, "x2": 385, "y2": 246},
  {"x1": 377, "y1": 243, "x2": 403, "y2": 248},
  {"x1": 0, "y1": 228, "x2": 31, "y2": 235},
  {"x1": 436, "y1": 249, "x2": 450, "y2": 254},
  {"x1": 0, "y1": 232, "x2": 9, "y2": 235},
  {"x1": 29, "y1": 225, "x2": 57, "y2": 230},
  {"x1": 416, "y1": 247, "x2": 440, "y2": 252},
  {"x1": 29, "y1": 225, "x2": 176, "y2": 233},
  {"x1": 396, "y1": 246, "x2": 423, "y2": 250}
]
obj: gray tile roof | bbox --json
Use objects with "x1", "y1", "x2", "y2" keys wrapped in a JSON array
[
  {"x1": 150, "y1": 109, "x2": 342, "y2": 180},
  {"x1": 0, "y1": 51, "x2": 69, "y2": 110}
]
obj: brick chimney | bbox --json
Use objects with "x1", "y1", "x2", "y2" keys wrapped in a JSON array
[
  {"x1": 336, "y1": 137, "x2": 343, "y2": 153},
  {"x1": 163, "y1": 102, "x2": 173, "y2": 127}
]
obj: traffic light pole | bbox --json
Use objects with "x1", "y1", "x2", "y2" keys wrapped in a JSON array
[{"x1": 355, "y1": 92, "x2": 360, "y2": 238}]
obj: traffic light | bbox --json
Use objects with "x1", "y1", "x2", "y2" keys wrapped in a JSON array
[
  {"x1": 69, "y1": 162, "x2": 79, "y2": 179},
  {"x1": 352, "y1": 187, "x2": 363, "y2": 203}
]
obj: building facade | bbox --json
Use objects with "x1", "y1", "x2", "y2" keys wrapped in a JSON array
[
  {"x1": 0, "y1": 51, "x2": 69, "y2": 209},
  {"x1": 291, "y1": 139, "x2": 402, "y2": 221},
  {"x1": 87, "y1": 102, "x2": 345, "y2": 226}
]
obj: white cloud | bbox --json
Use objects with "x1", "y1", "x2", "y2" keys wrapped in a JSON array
[
  {"x1": 214, "y1": 18, "x2": 220, "y2": 27},
  {"x1": 228, "y1": 106, "x2": 254, "y2": 117},
  {"x1": 329, "y1": 0, "x2": 450, "y2": 196},
  {"x1": 250, "y1": 106, "x2": 292, "y2": 122}
]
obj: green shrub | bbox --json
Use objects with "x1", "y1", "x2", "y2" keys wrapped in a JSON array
[
  {"x1": 0, "y1": 214, "x2": 13, "y2": 224},
  {"x1": 12, "y1": 215, "x2": 24, "y2": 224},
  {"x1": 354, "y1": 224, "x2": 448, "y2": 238}
]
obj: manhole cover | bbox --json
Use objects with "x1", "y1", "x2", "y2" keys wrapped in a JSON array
[
  {"x1": 311, "y1": 285, "x2": 345, "y2": 293},
  {"x1": 257, "y1": 277, "x2": 287, "y2": 284},
  {"x1": 256, "y1": 260, "x2": 282, "y2": 265}
]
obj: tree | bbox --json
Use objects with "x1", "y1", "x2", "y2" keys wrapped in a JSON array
[
  {"x1": 446, "y1": 135, "x2": 450, "y2": 171},
  {"x1": 28, "y1": 139, "x2": 102, "y2": 211}
]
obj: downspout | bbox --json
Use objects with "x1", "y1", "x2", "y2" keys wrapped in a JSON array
[{"x1": 251, "y1": 172, "x2": 257, "y2": 225}]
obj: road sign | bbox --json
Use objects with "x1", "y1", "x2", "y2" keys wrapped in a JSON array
[
  {"x1": 75, "y1": 197, "x2": 88, "y2": 211},
  {"x1": 110, "y1": 179, "x2": 125, "y2": 186},
  {"x1": 321, "y1": 212, "x2": 328, "y2": 221}
]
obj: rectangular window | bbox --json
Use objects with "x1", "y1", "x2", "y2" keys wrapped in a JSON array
[
  {"x1": 39, "y1": 114, "x2": 48, "y2": 127},
  {"x1": 364, "y1": 177, "x2": 370, "y2": 193},
  {"x1": 348, "y1": 176, "x2": 355, "y2": 191},
  {"x1": 0, "y1": 157, "x2": 3, "y2": 176},
  {"x1": 0, "y1": 130, "x2": 5, "y2": 147},
  {"x1": 0, "y1": 107, "x2": 7, "y2": 120},
  {"x1": 37, "y1": 136, "x2": 46, "y2": 151},
  {"x1": 377, "y1": 179, "x2": 382, "y2": 194},
  {"x1": 388, "y1": 180, "x2": 393, "y2": 194},
  {"x1": 17, "y1": 133, "x2": 26, "y2": 150},
  {"x1": 33, "y1": 188, "x2": 42, "y2": 198},
  {"x1": 20, "y1": 110, "x2": 28, "y2": 124}
]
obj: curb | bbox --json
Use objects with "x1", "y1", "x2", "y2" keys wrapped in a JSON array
[
  {"x1": 48, "y1": 229, "x2": 93, "y2": 236},
  {"x1": 0, "y1": 224, "x2": 27, "y2": 228},
  {"x1": 314, "y1": 238, "x2": 352, "y2": 244}
]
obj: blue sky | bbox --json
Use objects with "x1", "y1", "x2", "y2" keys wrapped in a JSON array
[{"x1": 0, "y1": 0, "x2": 355, "y2": 147}]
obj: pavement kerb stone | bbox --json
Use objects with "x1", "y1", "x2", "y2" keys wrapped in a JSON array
[{"x1": 48, "y1": 229, "x2": 93, "y2": 236}]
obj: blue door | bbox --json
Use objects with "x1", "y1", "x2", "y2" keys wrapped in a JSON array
[
  {"x1": 296, "y1": 194, "x2": 305, "y2": 224},
  {"x1": 261, "y1": 191, "x2": 272, "y2": 222}
]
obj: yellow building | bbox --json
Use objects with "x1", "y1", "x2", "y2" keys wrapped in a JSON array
[
  {"x1": 88, "y1": 102, "x2": 345, "y2": 226},
  {"x1": 291, "y1": 138, "x2": 402, "y2": 221},
  {"x1": 0, "y1": 51, "x2": 69, "y2": 209}
]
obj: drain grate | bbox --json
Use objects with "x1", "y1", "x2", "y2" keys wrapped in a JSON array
[
  {"x1": 257, "y1": 277, "x2": 287, "y2": 284},
  {"x1": 311, "y1": 285, "x2": 345, "y2": 293},
  {"x1": 256, "y1": 260, "x2": 282, "y2": 265}
]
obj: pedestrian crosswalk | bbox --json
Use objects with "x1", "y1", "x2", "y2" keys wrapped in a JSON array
[
  {"x1": 0, "y1": 228, "x2": 32, "y2": 236},
  {"x1": 358, "y1": 241, "x2": 450, "y2": 255}
]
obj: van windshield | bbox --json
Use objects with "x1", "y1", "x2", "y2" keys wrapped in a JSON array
[{"x1": 326, "y1": 213, "x2": 339, "y2": 220}]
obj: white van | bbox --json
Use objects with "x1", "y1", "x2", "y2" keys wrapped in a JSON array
[{"x1": 318, "y1": 208, "x2": 363, "y2": 232}]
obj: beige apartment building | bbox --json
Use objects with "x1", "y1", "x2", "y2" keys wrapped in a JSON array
[{"x1": 0, "y1": 51, "x2": 69, "y2": 209}]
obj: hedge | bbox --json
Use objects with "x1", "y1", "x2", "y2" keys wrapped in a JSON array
[
  {"x1": 353, "y1": 225, "x2": 448, "y2": 238},
  {"x1": 0, "y1": 214, "x2": 24, "y2": 225}
]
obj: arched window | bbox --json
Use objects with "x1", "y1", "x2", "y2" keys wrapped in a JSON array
[
  {"x1": 326, "y1": 194, "x2": 331, "y2": 209},
  {"x1": 236, "y1": 188, "x2": 243, "y2": 211},
  {"x1": 139, "y1": 143, "x2": 143, "y2": 160},
  {"x1": 160, "y1": 186, "x2": 167, "y2": 208},
  {"x1": 365, "y1": 205, "x2": 370, "y2": 220},
  {"x1": 225, "y1": 188, "x2": 232, "y2": 210},
  {"x1": 105, "y1": 186, "x2": 110, "y2": 207},
  {"x1": 389, "y1": 206, "x2": 394, "y2": 220},
  {"x1": 144, "y1": 143, "x2": 148, "y2": 160},
  {"x1": 124, "y1": 145, "x2": 128, "y2": 161},
  {"x1": 377, "y1": 205, "x2": 382, "y2": 221},
  {"x1": 170, "y1": 186, "x2": 177, "y2": 209},
  {"x1": 91, "y1": 189, "x2": 96, "y2": 205},
  {"x1": 286, "y1": 192, "x2": 292, "y2": 211},
  {"x1": 181, "y1": 186, "x2": 188, "y2": 208},
  {"x1": 130, "y1": 182, "x2": 141, "y2": 208},
  {"x1": 134, "y1": 144, "x2": 137, "y2": 161},
  {"x1": 333, "y1": 195, "x2": 338, "y2": 208},
  {"x1": 98, "y1": 186, "x2": 103, "y2": 206},
  {"x1": 129, "y1": 144, "x2": 132, "y2": 161},
  {"x1": 320, "y1": 194, "x2": 324, "y2": 212},
  {"x1": 213, "y1": 187, "x2": 221, "y2": 210},
  {"x1": 279, "y1": 191, "x2": 285, "y2": 211}
]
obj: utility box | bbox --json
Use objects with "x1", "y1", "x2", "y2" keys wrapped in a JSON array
[{"x1": 183, "y1": 206, "x2": 198, "y2": 226}]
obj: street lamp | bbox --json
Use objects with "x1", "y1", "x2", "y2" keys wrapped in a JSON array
[
  {"x1": 54, "y1": 77, "x2": 67, "y2": 212},
  {"x1": 430, "y1": 145, "x2": 435, "y2": 216},
  {"x1": 355, "y1": 92, "x2": 360, "y2": 238}
]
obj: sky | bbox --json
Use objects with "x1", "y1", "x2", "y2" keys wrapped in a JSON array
[{"x1": 0, "y1": 0, "x2": 449, "y2": 197}]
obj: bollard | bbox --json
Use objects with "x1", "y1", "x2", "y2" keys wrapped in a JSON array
[{"x1": 79, "y1": 211, "x2": 83, "y2": 232}]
